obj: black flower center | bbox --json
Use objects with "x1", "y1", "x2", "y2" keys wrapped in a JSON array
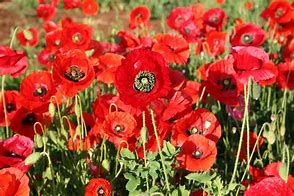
[
  {"x1": 6, "y1": 103, "x2": 16, "y2": 113},
  {"x1": 193, "y1": 150, "x2": 203, "y2": 159},
  {"x1": 72, "y1": 33, "x2": 82, "y2": 43},
  {"x1": 241, "y1": 34, "x2": 253, "y2": 44},
  {"x1": 218, "y1": 78, "x2": 236, "y2": 91},
  {"x1": 48, "y1": 54, "x2": 55, "y2": 62},
  {"x1": 96, "y1": 187, "x2": 104, "y2": 196},
  {"x1": 22, "y1": 113, "x2": 36, "y2": 125},
  {"x1": 134, "y1": 71, "x2": 156, "y2": 93},
  {"x1": 64, "y1": 66, "x2": 85, "y2": 82},
  {"x1": 33, "y1": 86, "x2": 47, "y2": 97},
  {"x1": 114, "y1": 124, "x2": 125, "y2": 133}
]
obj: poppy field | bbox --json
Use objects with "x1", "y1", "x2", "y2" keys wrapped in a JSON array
[{"x1": 0, "y1": 0, "x2": 294, "y2": 195}]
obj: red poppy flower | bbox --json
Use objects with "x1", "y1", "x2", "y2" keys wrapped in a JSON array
[
  {"x1": 244, "y1": 176, "x2": 294, "y2": 196},
  {"x1": 230, "y1": 23, "x2": 266, "y2": 47},
  {"x1": 36, "y1": 4, "x2": 57, "y2": 21},
  {"x1": 182, "y1": 81, "x2": 204, "y2": 104},
  {"x1": 10, "y1": 108, "x2": 52, "y2": 139},
  {"x1": 61, "y1": 21, "x2": 92, "y2": 50},
  {"x1": 239, "y1": 131, "x2": 263, "y2": 160},
  {"x1": 205, "y1": 58, "x2": 243, "y2": 106},
  {"x1": 167, "y1": 7, "x2": 194, "y2": 31},
  {"x1": 152, "y1": 33, "x2": 190, "y2": 65},
  {"x1": 43, "y1": 21, "x2": 58, "y2": 33},
  {"x1": 178, "y1": 20, "x2": 202, "y2": 43},
  {"x1": 0, "y1": 135, "x2": 34, "y2": 172},
  {"x1": 0, "y1": 91, "x2": 21, "y2": 126},
  {"x1": 169, "y1": 69, "x2": 186, "y2": 91},
  {"x1": 261, "y1": 0, "x2": 293, "y2": 24},
  {"x1": 37, "y1": 47, "x2": 56, "y2": 69},
  {"x1": 95, "y1": 53, "x2": 124, "y2": 84},
  {"x1": 203, "y1": 8, "x2": 227, "y2": 31},
  {"x1": 17, "y1": 27, "x2": 39, "y2": 47},
  {"x1": 0, "y1": 46, "x2": 28, "y2": 78},
  {"x1": 19, "y1": 71, "x2": 57, "y2": 113},
  {"x1": 98, "y1": 111, "x2": 137, "y2": 148},
  {"x1": 52, "y1": 49, "x2": 95, "y2": 97},
  {"x1": 114, "y1": 48, "x2": 171, "y2": 108},
  {"x1": 226, "y1": 95, "x2": 248, "y2": 121},
  {"x1": 0, "y1": 167, "x2": 30, "y2": 196},
  {"x1": 85, "y1": 178, "x2": 111, "y2": 196},
  {"x1": 172, "y1": 108, "x2": 221, "y2": 146},
  {"x1": 244, "y1": 1, "x2": 254, "y2": 10},
  {"x1": 114, "y1": 30, "x2": 140, "y2": 51},
  {"x1": 216, "y1": 0, "x2": 225, "y2": 5},
  {"x1": 277, "y1": 62, "x2": 294, "y2": 90},
  {"x1": 283, "y1": 38, "x2": 294, "y2": 62},
  {"x1": 176, "y1": 134, "x2": 217, "y2": 172},
  {"x1": 45, "y1": 29, "x2": 62, "y2": 51},
  {"x1": 231, "y1": 46, "x2": 278, "y2": 85},
  {"x1": 82, "y1": 0, "x2": 99, "y2": 16},
  {"x1": 63, "y1": 0, "x2": 81, "y2": 10},
  {"x1": 205, "y1": 31, "x2": 227, "y2": 57},
  {"x1": 129, "y1": 6, "x2": 150, "y2": 29}
]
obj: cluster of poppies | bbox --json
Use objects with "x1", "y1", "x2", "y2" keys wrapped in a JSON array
[{"x1": 0, "y1": 0, "x2": 293, "y2": 195}]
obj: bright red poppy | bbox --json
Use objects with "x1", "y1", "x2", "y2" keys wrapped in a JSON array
[
  {"x1": 261, "y1": 0, "x2": 293, "y2": 24},
  {"x1": 244, "y1": 1, "x2": 254, "y2": 10},
  {"x1": 45, "y1": 29, "x2": 62, "y2": 51},
  {"x1": 0, "y1": 46, "x2": 28, "y2": 78},
  {"x1": 152, "y1": 33, "x2": 190, "y2": 65},
  {"x1": 203, "y1": 8, "x2": 227, "y2": 31},
  {"x1": 205, "y1": 31, "x2": 227, "y2": 57},
  {"x1": 182, "y1": 81, "x2": 204, "y2": 104},
  {"x1": 82, "y1": 0, "x2": 99, "y2": 16},
  {"x1": 283, "y1": 38, "x2": 294, "y2": 62},
  {"x1": 129, "y1": 6, "x2": 150, "y2": 29},
  {"x1": 277, "y1": 62, "x2": 294, "y2": 90},
  {"x1": 205, "y1": 57, "x2": 243, "y2": 106},
  {"x1": 85, "y1": 178, "x2": 112, "y2": 196},
  {"x1": 244, "y1": 176, "x2": 294, "y2": 196},
  {"x1": 0, "y1": 91, "x2": 21, "y2": 126},
  {"x1": 172, "y1": 108, "x2": 221, "y2": 146},
  {"x1": 114, "y1": 48, "x2": 171, "y2": 108},
  {"x1": 52, "y1": 49, "x2": 95, "y2": 97},
  {"x1": 37, "y1": 47, "x2": 56, "y2": 68},
  {"x1": 167, "y1": 6, "x2": 194, "y2": 31},
  {"x1": 61, "y1": 21, "x2": 92, "y2": 50},
  {"x1": 231, "y1": 46, "x2": 277, "y2": 85},
  {"x1": 0, "y1": 167, "x2": 30, "y2": 196},
  {"x1": 176, "y1": 134, "x2": 217, "y2": 172},
  {"x1": 63, "y1": 0, "x2": 81, "y2": 10},
  {"x1": 19, "y1": 71, "x2": 57, "y2": 113},
  {"x1": 0, "y1": 135, "x2": 34, "y2": 172},
  {"x1": 230, "y1": 23, "x2": 266, "y2": 47},
  {"x1": 36, "y1": 4, "x2": 57, "y2": 21},
  {"x1": 17, "y1": 27, "x2": 39, "y2": 47},
  {"x1": 114, "y1": 30, "x2": 140, "y2": 51}
]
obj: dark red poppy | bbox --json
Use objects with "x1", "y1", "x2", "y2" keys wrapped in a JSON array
[
  {"x1": 169, "y1": 69, "x2": 186, "y2": 91},
  {"x1": 244, "y1": 176, "x2": 294, "y2": 196},
  {"x1": 45, "y1": 29, "x2": 62, "y2": 51},
  {"x1": 261, "y1": 0, "x2": 293, "y2": 24},
  {"x1": 52, "y1": 49, "x2": 95, "y2": 97},
  {"x1": 95, "y1": 53, "x2": 124, "y2": 84},
  {"x1": 0, "y1": 135, "x2": 34, "y2": 172},
  {"x1": 99, "y1": 111, "x2": 137, "y2": 148},
  {"x1": 129, "y1": 6, "x2": 150, "y2": 29},
  {"x1": 37, "y1": 47, "x2": 56, "y2": 68},
  {"x1": 231, "y1": 23, "x2": 266, "y2": 47},
  {"x1": 283, "y1": 38, "x2": 294, "y2": 62},
  {"x1": 17, "y1": 27, "x2": 39, "y2": 47},
  {"x1": 0, "y1": 167, "x2": 30, "y2": 196},
  {"x1": 176, "y1": 134, "x2": 217, "y2": 172},
  {"x1": 203, "y1": 8, "x2": 227, "y2": 31},
  {"x1": 167, "y1": 7, "x2": 194, "y2": 31},
  {"x1": 114, "y1": 48, "x2": 171, "y2": 108},
  {"x1": 178, "y1": 20, "x2": 202, "y2": 43},
  {"x1": 63, "y1": 0, "x2": 81, "y2": 10},
  {"x1": 0, "y1": 91, "x2": 21, "y2": 126},
  {"x1": 239, "y1": 131, "x2": 263, "y2": 160},
  {"x1": 231, "y1": 46, "x2": 278, "y2": 85},
  {"x1": 10, "y1": 108, "x2": 52, "y2": 139},
  {"x1": 19, "y1": 71, "x2": 57, "y2": 113},
  {"x1": 0, "y1": 46, "x2": 28, "y2": 78},
  {"x1": 226, "y1": 95, "x2": 248, "y2": 121},
  {"x1": 205, "y1": 58, "x2": 243, "y2": 106},
  {"x1": 182, "y1": 81, "x2": 204, "y2": 104},
  {"x1": 36, "y1": 4, "x2": 57, "y2": 21},
  {"x1": 205, "y1": 31, "x2": 227, "y2": 57},
  {"x1": 82, "y1": 0, "x2": 99, "y2": 16},
  {"x1": 172, "y1": 108, "x2": 221, "y2": 146},
  {"x1": 152, "y1": 33, "x2": 190, "y2": 65},
  {"x1": 85, "y1": 178, "x2": 111, "y2": 196},
  {"x1": 277, "y1": 62, "x2": 294, "y2": 90},
  {"x1": 61, "y1": 21, "x2": 92, "y2": 50},
  {"x1": 114, "y1": 30, "x2": 140, "y2": 51}
]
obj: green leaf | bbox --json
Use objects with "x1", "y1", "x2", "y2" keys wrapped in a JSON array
[
  {"x1": 125, "y1": 174, "x2": 140, "y2": 192},
  {"x1": 279, "y1": 162, "x2": 288, "y2": 181},
  {"x1": 23, "y1": 29, "x2": 33, "y2": 40},
  {"x1": 162, "y1": 141, "x2": 176, "y2": 157},
  {"x1": 102, "y1": 159, "x2": 110, "y2": 172},
  {"x1": 48, "y1": 130, "x2": 58, "y2": 144},
  {"x1": 185, "y1": 172, "x2": 215, "y2": 183},
  {"x1": 120, "y1": 148, "x2": 135, "y2": 160},
  {"x1": 34, "y1": 134, "x2": 43, "y2": 148},
  {"x1": 43, "y1": 167, "x2": 52, "y2": 180},
  {"x1": 25, "y1": 152, "x2": 42, "y2": 165}
]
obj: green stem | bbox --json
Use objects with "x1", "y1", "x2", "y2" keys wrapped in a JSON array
[{"x1": 149, "y1": 108, "x2": 170, "y2": 193}]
